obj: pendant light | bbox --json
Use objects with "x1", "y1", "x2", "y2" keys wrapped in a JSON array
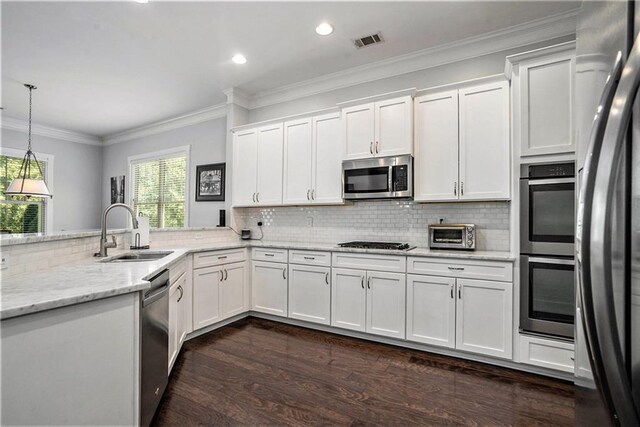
[{"x1": 5, "y1": 84, "x2": 52, "y2": 198}]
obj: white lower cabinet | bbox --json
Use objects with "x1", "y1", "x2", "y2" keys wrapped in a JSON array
[
  {"x1": 169, "y1": 272, "x2": 187, "y2": 372},
  {"x1": 407, "y1": 273, "x2": 513, "y2": 359},
  {"x1": 288, "y1": 264, "x2": 331, "y2": 325},
  {"x1": 331, "y1": 268, "x2": 406, "y2": 339},
  {"x1": 456, "y1": 278, "x2": 513, "y2": 359},
  {"x1": 252, "y1": 261, "x2": 288, "y2": 317},
  {"x1": 220, "y1": 262, "x2": 249, "y2": 319},
  {"x1": 406, "y1": 274, "x2": 456, "y2": 348},
  {"x1": 193, "y1": 260, "x2": 248, "y2": 330}
]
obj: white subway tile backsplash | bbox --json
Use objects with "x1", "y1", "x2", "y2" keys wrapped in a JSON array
[{"x1": 234, "y1": 200, "x2": 510, "y2": 251}]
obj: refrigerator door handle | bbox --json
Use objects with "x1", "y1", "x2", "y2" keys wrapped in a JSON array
[{"x1": 585, "y1": 36, "x2": 640, "y2": 424}]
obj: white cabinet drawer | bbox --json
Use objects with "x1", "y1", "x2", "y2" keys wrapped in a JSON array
[
  {"x1": 407, "y1": 257, "x2": 512, "y2": 282},
  {"x1": 194, "y1": 248, "x2": 246, "y2": 269},
  {"x1": 289, "y1": 250, "x2": 331, "y2": 267},
  {"x1": 519, "y1": 335, "x2": 574, "y2": 373},
  {"x1": 332, "y1": 252, "x2": 406, "y2": 273},
  {"x1": 252, "y1": 247, "x2": 288, "y2": 263}
]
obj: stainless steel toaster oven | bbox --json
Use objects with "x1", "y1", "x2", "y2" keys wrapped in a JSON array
[{"x1": 428, "y1": 224, "x2": 476, "y2": 250}]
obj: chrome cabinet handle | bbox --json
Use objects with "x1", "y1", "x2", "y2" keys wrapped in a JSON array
[
  {"x1": 224, "y1": 269, "x2": 228, "y2": 281},
  {"x1": 460, "y1": 182, "x2": 464, "y2": 196},
  {"x1": 450, "y1": 285, "x2": 454, "y2": 299},
  {"x1": 311, "y1": 189, "x2": 315, "y2": 200},
  {"x1": 375, "y1": 141, "x2": 379, "y2": 153},
  {"x1": 265, "y1": 253, "x2": 275, "y2": 257},
  {"x1": 325, "y1": 272, "x2": 329, "y2": 285},
  {"x1": 367, "y1": 276, "x2": 371, "y2": 289},
  {"x1": 458, "y1": 285, "x2": 462, "y2": 299},
  {"x1": 177, "y1": 285, "x2": 184, "y2": 302},
  {"x1": 454, "y1": 182, "x2": 457, "y2": 196},
  {"x1": 448, "y1": 266, "x2": 465, "y2": 271},
  {"x1": 283, "y1": 268, "x2": 287, "y2": 280},
  {"x1": 307, "y1": 189, "x2": 310, "y2": 200},
  {"x1": 218, "y1": 255, "x2": 227, "y2": 260},
  {"x1": 303, "y1": 256, "x2": 315, "y2": 260},
  {"x1": 582, "y1": 39, "x2": 640, "y2": 424},
  {"x1": 256, "y1": 192, "x2": 260, "y2": 203},
  {"x1": 361, "y1": 276, "x2": 364, "y2": 289},
  {"x1": 218, "y1": 270, "x2": 223, "y2": 281},
  {"x1": 369, "y1": 141, "x2": 373, "y2": 154}
]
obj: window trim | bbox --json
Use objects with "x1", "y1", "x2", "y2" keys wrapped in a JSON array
[
  {"x1": 127, "y1": 145, "x2": 190, "y2": 228},
  {"x1": 0, "y1": 146, "x2": 54, "y2": 234}
]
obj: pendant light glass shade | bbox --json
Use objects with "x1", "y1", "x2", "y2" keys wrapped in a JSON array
[{"x1": 5, "y1": 84, "x2": 52, "y2": 198}]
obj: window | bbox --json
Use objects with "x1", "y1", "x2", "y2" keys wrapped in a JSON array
[
  {"x1": 130, "y1": 147, "x2": 189, "y2": 228},
  {"x1": 0, "y1": 149, "x2": 52, "y2": 234}
]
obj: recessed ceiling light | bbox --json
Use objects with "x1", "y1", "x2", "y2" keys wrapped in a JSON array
[
  {"x1": 315, "y1": 22, "x2": 334, "y2": 36},
  {"x1": 232, "y1": 54, "x2": 247, "y2": 65}
]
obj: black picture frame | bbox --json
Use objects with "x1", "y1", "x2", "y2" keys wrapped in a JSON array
[
  {"x1": 110, "y1": 175, "x2": 125, "y2": 204},
  {"x1": 195, "y1": 163, "x2": 225, "y2": 201}
]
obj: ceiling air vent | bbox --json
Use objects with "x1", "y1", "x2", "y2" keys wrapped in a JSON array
[{"x1": 353, "y1": 32, "x2": 384, "y2": 49}]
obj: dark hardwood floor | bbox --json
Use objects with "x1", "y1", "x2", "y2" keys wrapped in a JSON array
[{"x1": 153, "y1": 318, "x2": 575, "y2": 426}]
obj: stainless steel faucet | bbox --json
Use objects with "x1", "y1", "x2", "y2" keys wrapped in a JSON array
[{"x1": 94, "y1": 203, "x2": 139, "y2": 257}]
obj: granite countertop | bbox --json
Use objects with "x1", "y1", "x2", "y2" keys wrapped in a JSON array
[{"x1": 1, "y1": 240, "x2": 514, "y2": 321}]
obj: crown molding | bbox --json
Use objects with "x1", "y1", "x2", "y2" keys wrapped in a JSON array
[
  {"x1": 1, "y1": 116, "x2": 103, "y2": 146},
  {"x1": 103, "y1": 103, "x2": 227, "y2": 145},
  {"x1": 223, "y1": 87, "x2": 251, "y2": 109},
  {"x1": 248, "y1": 9, "x2": 578, "y2": 110}
]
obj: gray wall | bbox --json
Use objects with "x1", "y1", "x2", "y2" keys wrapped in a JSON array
[
  {"x1": 249, "y1": 35, "x2": 575, "y2": 123},
  {"x1": 101, "y1": 117, "x2": 227, "y2": 228},
  {"x1": 1, "y1": 128, "x2": 103, "y2": 231}
]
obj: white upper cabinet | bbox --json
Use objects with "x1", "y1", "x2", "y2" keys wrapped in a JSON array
[
  {"x1": 256, "y1": 123, "x2": 284, "y2": 205},
  {"x1": 283, "y1": 118, "x2": 313, "y2": 204},
  {"x1": 458, "y1": 81, "x2": 510, "y2": 200},
  {"x1": 231, "y1": 123, "x2": 284, "y2": 207},
  {"x1": 414, "y1": 91, "x2": 459, "y2": 201},
  {"x1": 283, "y1": 112, "x2": 343, "y2": 205},
  {"x1": 414, "y1": 79, "x2": 510, "y2": 202},
  {"x1": 374, "y1": 97, "x2": 413, "y2": 158},
  {"x1": 343, "y1": 103, "x2": 375, "y2": 160},
  {"x1": 343, "y1": 96, "x2": 413, "y2": 160},
  {"x1": 232, "y1": 129, "x2": 258, "y2": 207},
  {"x1": 312, "y1": 112, "x2": 343, "y2": 203},
  {"x1": 507, "y1": 43, "x2": 576, "y2": 157}
]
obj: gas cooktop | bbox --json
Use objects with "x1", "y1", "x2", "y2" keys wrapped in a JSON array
[{"x1": 338, "y1": 241, "x2": 415, "y2": 251}]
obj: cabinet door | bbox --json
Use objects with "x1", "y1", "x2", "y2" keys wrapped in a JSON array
[
  {"x1": 520, "y1": 51, "x2": 575, "y2": 156},
  {"x1": 414, "y1": 91, "x2": 459, "y2": 201},
  {"x1": 256, "y1": 123, "x2": 284, "y2": 205},
  {"x1": 176, "y1": 275, "x2": 188, "y2": 348},
  {"x1": 288, "y1": 264, "x2": 331, "y2": 325},
  {"x1": 459, "y1": 81, "x2": 510, "y2": 200},
  {"x1": 342, "y1": 103, "x2": 375, "y2": 160},
  {"x1": 456, "y1": 278, "x2": 513, "y2": 359},
  {"x1": 252, "y1": 261, "x2": 288, "y2": 317},
  {"x1": 283, "y1": 118, "x2": 313, "y2": 205},
  {"x1": 366, "y1": 271, "x2": 406, "y2": 339},
  {"x1": 312, "y1": 112, "x2": 343, "y2": 203},
  {"x1": 374, "y1": 96, "x2": 413, "y2": 157},
  {"x1": 192, "y1": 266, "x2": 222, "y2": 329},
  {"x1": 220, "y1": 262, "x2": 248, "y2": 319},
  {"x1": 331, "y1": 268, "x2": 366, "y2": 332},
  {"x1": 168, "y1": 282, "x2": 180, "y2": 372},
  {"x1": 232, "y1": 129, "x2": 258, "y2": 206},
  {"x1": 406, "y1": 274, "x2": 456, "y2": 348}
]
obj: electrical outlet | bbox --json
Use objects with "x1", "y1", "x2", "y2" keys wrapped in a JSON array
[
  {"x1": 0, "y1": 252, "x2": 9, "y2": 270},
  {"x1": 194, "y1": 233, "x2": 203, "y2": 239},
  {"x1": 307, "y1": 217, "x2": 313, "y2": 227}
]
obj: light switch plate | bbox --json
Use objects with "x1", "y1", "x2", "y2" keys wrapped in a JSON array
[{"x1": 0, "y1": 252, "x2": 9, "y2": 270}]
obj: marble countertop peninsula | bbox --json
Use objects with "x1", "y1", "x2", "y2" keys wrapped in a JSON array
[{"x1": 1, "y1": 240, "x2": 514, "y2": 321}]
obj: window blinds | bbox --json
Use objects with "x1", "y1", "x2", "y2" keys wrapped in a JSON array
[{"x1": 131, "y1": 155, "x2": 186, "y2": 228}]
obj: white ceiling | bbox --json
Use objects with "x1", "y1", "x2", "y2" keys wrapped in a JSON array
[{"x1": 2, "y1": 1, "x2": 579, "y2": 138}]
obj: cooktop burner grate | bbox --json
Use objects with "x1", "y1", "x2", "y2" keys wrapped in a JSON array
[{"x1": 338, "y1": 241, "x2": 414, "y2": 251}]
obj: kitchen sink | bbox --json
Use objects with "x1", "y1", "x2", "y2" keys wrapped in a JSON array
[{"x1": 102, "y1": 251, "x2": 174, "y2": 263}]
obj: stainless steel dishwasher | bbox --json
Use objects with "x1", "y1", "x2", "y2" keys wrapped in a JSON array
[{"x1": 140, "y1": 269, "x2": 169, "y2": 427}]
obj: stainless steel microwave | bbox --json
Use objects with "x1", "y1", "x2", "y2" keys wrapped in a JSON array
[
  {"x1": 342, "y1": 155, "x2": 413, "y2": 200},
  {"x1": 428, "y1": 223, "x2": 476, "y2": 250}
]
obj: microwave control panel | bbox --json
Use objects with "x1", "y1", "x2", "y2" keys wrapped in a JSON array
[{"x1": 392, "y1": 165, "x2": 408, "y2": 192}]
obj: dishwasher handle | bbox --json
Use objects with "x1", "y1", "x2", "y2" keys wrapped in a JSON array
[{"x1": 143, "y1": 284, "x2": 169, "y2": 307}]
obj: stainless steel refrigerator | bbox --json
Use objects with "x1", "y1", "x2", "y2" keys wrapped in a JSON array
[{"x1": 576, "y1": 0, "x2": 640, "y2": 425}]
